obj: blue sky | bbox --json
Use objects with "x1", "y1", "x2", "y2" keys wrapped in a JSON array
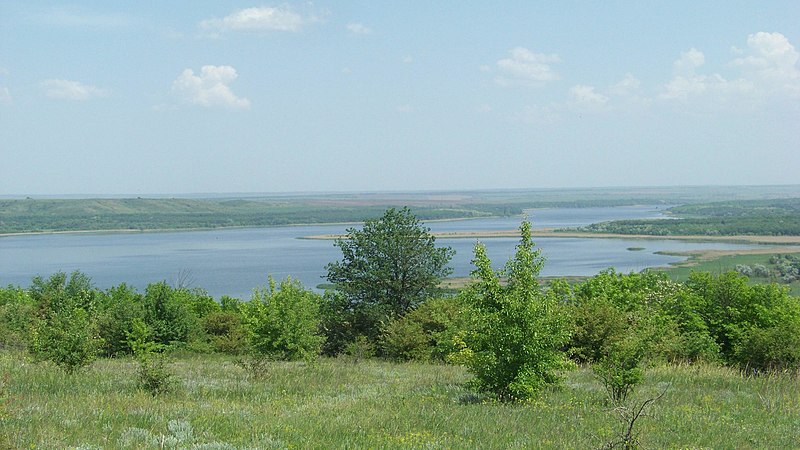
[{"x1": 1, "y1": 1, "x2": 798, "y2": 195}]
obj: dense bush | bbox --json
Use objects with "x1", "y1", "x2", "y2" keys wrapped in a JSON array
[
  {"x1": 567, "y1": 270, "x2": 719, "y2": 366},
  {"x1": 203, "y1": 311, "x2": 247, "y2": 354},
  {"x1": 97, "y1": 283, "x2": 144, "y2": 356},
  {"x1": 27, "y1": 272, "x2": 104, "y2": 373},
  {"x1": 141, "y1": 282, "x2": 199, "y2": 347},
  {"x1": 0, "y1": 286, "x2": 34, "y2": 350},
  {"x1": 380, "y1": 296, "x2": 468, "y2": 362},
  {"x1": 318, "y1": 290, "x2": 389, "y2": 356},
  {"x1": 242, "y1": 277, "x2": 324, "y2": 363}
]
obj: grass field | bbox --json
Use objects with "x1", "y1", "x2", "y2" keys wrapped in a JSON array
[
  {"x1": 1, "y1": 352, "x2": 799, "y2": 449},
  {"x1": 658, "y1": 251, "x2": 800, "y2": 295}
]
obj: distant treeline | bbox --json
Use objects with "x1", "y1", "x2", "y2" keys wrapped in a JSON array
[{"x1": 575, "y1": 198, "x2": 800, "y2": 236}]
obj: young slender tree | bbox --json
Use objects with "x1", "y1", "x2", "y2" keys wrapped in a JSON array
[{"x1": 460, "y1": 220, "x2": 571, "y2": 401}]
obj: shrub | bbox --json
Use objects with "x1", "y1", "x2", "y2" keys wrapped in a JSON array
[
  {"x1": 380, "y1": 296, "x2": 467, "y2": 362},
  {"x1": 568, "y1": 298, "x2": 627, "y2": 364},
  {"x1": 0, "y1": 287, "x2": 34, "y2": 350},
  {"x1": 594, "y1": 333, "x2": 646, "y2": 405},
  {"x1": 27, "y1": 272, "x2": 103, "y2": 373},
  {"x1": 142, "y1": 282, "x2": 198, "y2": 347},
  {"x1": 319, "y1": 290, "x2": 389, "y2": 356},
  {"x1": 203, "y1": 311, "x2": 248, "y2": 354},
  {"x1": 97, "y1": 283, "x2": 144, "y2": 356},
  {"x1": 733, "y1": 321, "x2": 800, "y2": 373},
  {"x1": 29, "y1": 306, "x2": 102, "y2": 373},
  {"x1": 460, "y1": 220, "x2": 571, "y2": 401},
  {"x1": 342, "y1": 335, "x2": 376, "y2": 363},
  {"x1": 685, "y1": 271, "x2": 799, "y2": 364},
  {"x1": 128, "y1": 319, "x2": 175, "y2": 396},
  {"x1": 242, "y1": 277, "x2": 324, "y2": 363}
]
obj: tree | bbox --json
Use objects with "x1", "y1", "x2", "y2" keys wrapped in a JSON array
[
  {"x1": 324, "y1": 207, "x2": 454, "y2": 345},
  {"x1": 459, "y1": 220, "x2": 571, "y2": 401}
]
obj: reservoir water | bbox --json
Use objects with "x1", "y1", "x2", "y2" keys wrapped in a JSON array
[{"x1": 0, "y1": 206, "x2": 759, "y2": 299}]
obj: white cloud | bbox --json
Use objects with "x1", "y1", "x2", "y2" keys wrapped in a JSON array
[
  {"x1": 346, "y1": 22, "x2": 371, "y2": 35},
  {"x1": 609, "y1": 74, "x2": 641, "y2": 96},
  {"x1": 402, "y1": 56, "x2": 414, "y2": 64},
  {"x1": 660, "y1": 33, "x2": 799, "y2": 103},
  {"x1": 200, "y1": 6, "x2": 319, "y2": 33},
  {"x1": 41, "y1": 79, "x2": 110, "y2": 100},
  {"x1": 171, "y1": 65, "x2": 250, "y2": 110},
  {"x1": 569, "y1": 85, "x2": 609, "y2": 107},
  {"x1": 673, "y1": 48, "x2": 705, "y2": 74},
  {"x1": 731, "y1": 32, "x2": 800, "y2": 97},
  {"x1": 495, "y1": 47, "x2": 561, "y2": 87},
  {"x1": 660, "y1": 73, "x2": 754, "y2": 101}
]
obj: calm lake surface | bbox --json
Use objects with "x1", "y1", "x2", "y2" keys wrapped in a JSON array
[{"x1": 0, "y1": 206, "x2": 759, "y2": 299}]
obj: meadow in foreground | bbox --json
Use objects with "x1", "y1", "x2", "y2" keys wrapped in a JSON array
[{"x1": 1, "y1": 351, "x2": 799, "y2": 449}]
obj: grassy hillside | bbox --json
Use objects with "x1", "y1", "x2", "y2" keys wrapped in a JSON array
[
  {"x1": 0, "y1": 198, "x2": 504, "y2": 234},
  {"x1": 1, "y1": 353, "x2": 798, "y2": 449}
]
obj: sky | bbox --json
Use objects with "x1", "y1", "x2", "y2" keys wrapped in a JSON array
[{"x1": 1, "y1": 1, "x2": 799, "y2": 195}]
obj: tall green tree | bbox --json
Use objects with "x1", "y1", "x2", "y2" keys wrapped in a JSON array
[
  {"x1": 324, "y1": 207, "x2": 454, "y2": 346},
  {"x1": 459, "y1": 220, "x2": 571, "y2": 401}
]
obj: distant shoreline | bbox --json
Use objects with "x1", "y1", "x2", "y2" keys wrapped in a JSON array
[{"x1": 300, "y1": 228, "x2": 800, "y2": 245}]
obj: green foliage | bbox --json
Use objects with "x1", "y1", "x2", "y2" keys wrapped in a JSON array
[
  {"x1": 733, "y1": 322, "x2": 800, "y2": 372},
  {"x1": 319, "y1": 290, "x2": 389, "y2": 356},
  {"x1": 342, "y1": 335, "x2": 376, "y2": 363},
  {"x1": 141, "y1": 282, "x2": 198, "y2": 347},
  {"x1": 460, "y1": 220, "x2": 571, "y2": 401},
  {"x1": 569, "y1": 297, "x2": 628, "y2": 364},
  {"x1": 0, "y1": 286, "x2": 34, "y2": 350},
  {"x1": 325, "y1": 207, "x2": 454, "y2": 347},
  {"x1": 202, "y1": 311, "x2": 248, "y2": 354},
  {"x1": 27, "y1": 272, "x2": 103, "y2": 373},
  {"x1": 568, "y1": 270, "x2": 719, "y2": 366},
  {"x1": 30, "y1": 304, "x2": 102, "y2": 373},
  {"x1": 380, "y1": 296, "x2": 468, "y2": 363},
  {"x1": 594, "y1": 334, "x2": 646, "y2": 405},
  {"x1": 97, "y1": 284, "x2": 144, "y2": 356},
  {"x1": 128, "y1": 319, "x2": 175, "y2": 396},
  {"x1": 684, "y1": 271, "x2": 797, "y2": 364},
  {"x1": 242, "y1": 277, "x2": 324, "y2": 362}
]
